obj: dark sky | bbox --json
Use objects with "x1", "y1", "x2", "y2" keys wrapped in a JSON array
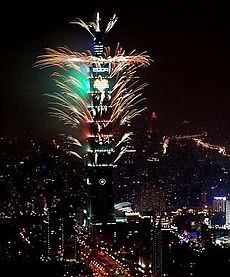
[{"x1": 1, "y1": 1, "x2": 230, "y2": 141}]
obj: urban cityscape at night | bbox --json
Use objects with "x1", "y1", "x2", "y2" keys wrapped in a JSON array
[{"x1": 1, "y1": 1, "x2": 230, "y2": 276}]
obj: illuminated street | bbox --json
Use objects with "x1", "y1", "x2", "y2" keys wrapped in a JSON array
[{"x1": 79, "y1": 239, "x2": 131, "y2": 276}]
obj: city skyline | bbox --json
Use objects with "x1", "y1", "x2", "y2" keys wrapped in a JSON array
[{"x1": 1, "y1": 4, "x2": 230, "y2": 275}]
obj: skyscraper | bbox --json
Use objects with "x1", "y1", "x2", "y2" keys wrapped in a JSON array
[
  {"x1": 85, "y1": 13, "x2": 116, "y2": 228},
  {"x1": 226, "y1": 198, "x2": 230, "y2": 227},
  {"x1": 36, "y1": 12, "x2": 150, "y2": 245}
]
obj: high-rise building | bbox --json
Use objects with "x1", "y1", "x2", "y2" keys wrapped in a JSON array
[
  {"x1": 212, "y1": 196, "x2": 226, "y2": 212},
  {"x1": 225, "y1": 198, "x2": 230, "y2": 227},
  {"x1": 85, "y1": 14, "x2": 116, "y2": 242},
  {"x1": 211, "y1": 196, "x2": 226, "y2": 227},
  {"x1": 137, "y1": 212, "x2": 162, "y2": 277},
  {"x1": 86, "y1": 19, "x2": 115, "y2": 224},
  {"x1": 36, "y1": 10, "x2": 151, "y2": 249}
]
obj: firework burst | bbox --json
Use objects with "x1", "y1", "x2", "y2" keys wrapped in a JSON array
[{"x1": 35, "y1": 13, "x2": 151, "y2": 163}]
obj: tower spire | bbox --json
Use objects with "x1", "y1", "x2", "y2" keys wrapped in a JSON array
[
  {"x1": 95, "y1": 12, "x2": 101, "y2": 33},
  {"x1": 94, "y1": 12, "x2": 103, "y2": 57}
]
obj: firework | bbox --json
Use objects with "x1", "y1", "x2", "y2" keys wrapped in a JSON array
[{"x1": 35, "y1": 13, "x2": 151, "y2": 163}]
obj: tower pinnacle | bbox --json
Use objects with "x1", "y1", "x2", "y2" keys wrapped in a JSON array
[{"x1": 95, "y1": 12, "x2": 101, "y2": 33}]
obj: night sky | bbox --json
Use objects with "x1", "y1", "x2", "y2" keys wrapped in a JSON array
[{"x1": 1, "y1": 1, "x2": 230, "y2": 144}]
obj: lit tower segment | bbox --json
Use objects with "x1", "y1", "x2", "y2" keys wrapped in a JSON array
[{"x1": 86, "y1": 13, "x2": 115, "y2": 224}]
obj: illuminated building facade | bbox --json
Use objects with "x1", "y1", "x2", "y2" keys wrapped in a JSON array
[
  {"x1": 212, "y1": 196, "x2": 226, "y2": 212},
  {"x1": 211, "y1": 196, "x2": 227, "y2": 227},
  {"x1": 86, "y1": 15, "x2": 115, "y2": 227},
  {"x1": 137, "y1": 213, "x2": 162, "y2": 277},
  {"x1": 226, "y1": 198, "x2": 230, "y2": 227}
]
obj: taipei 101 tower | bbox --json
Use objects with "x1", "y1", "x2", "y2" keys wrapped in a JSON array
[
  {"x1": 36, "y1": 12, "x2": 150, "y2": 242},
  {"x1": 86, "y1": 13, "x2": 116, "y2": 227}
]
